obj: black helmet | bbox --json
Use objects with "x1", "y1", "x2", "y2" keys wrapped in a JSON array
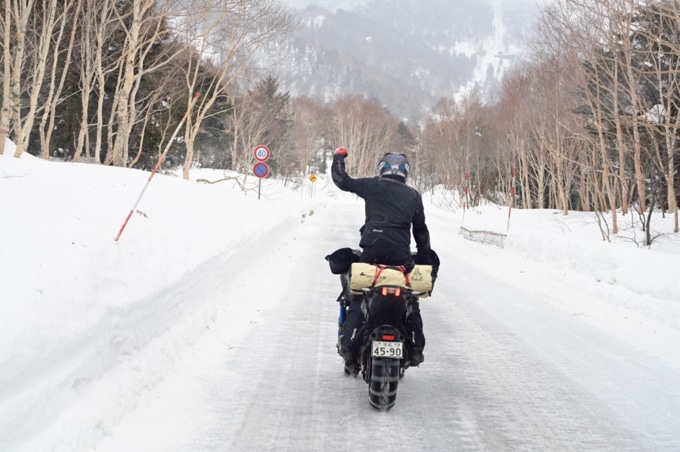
[{"x1": 378, "y1": 152, "x2": 410, "y2": 180}]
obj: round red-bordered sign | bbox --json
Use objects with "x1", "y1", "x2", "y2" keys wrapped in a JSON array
[
  {"x1": 253, "y1": 145, "x2": 270, "y2": 162},
  {"x1": 253, "y1": 161, "x2": 269, "y2": 178}
]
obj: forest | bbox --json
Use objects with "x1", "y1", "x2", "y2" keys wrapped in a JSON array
[{"x1": 1, "y1": 0, "x2": 679, "y2": 240}]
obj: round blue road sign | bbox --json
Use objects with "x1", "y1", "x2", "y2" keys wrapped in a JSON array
[{"x1": 253, "y1": 162, "x2": 269, "y2": 178}]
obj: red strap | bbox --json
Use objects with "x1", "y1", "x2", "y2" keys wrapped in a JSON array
[
  {"x1": 371, "y1": 265, "x2": 385, "y2": 286},
  {"x1": 401, "y1": 266, "x2": 411, "y2": 287},
  {"x1": 370, "y1": 264, "x2": 411, "y2": 287}
]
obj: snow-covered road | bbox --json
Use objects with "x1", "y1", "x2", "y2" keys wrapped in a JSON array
[{"x1": 92, "y1": 192, "x2": 680, "y2": 452}]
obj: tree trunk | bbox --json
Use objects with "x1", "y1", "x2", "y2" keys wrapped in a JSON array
[
  {"x1": 40, "y1": 0, "x2": 79, "y2": 160},
  {"x1": 0, "y1": 0, "x2": 12, "y2": 155},
  {"x1": 10, "y1": 0, "x2": 32, "y2": 157}
]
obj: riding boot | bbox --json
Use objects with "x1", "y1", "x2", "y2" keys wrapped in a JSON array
[{"x1": 405, "y1": 300, "x2": 425, "y2": 365}]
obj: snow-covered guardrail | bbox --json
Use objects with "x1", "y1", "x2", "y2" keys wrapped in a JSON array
[{"x1": 459, "y1": 227, "x2": 507, "y2": 248}]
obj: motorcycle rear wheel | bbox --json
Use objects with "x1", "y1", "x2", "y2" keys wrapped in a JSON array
[{"x1": 368, "y1": 357, "x2": 400, "y2": 410}]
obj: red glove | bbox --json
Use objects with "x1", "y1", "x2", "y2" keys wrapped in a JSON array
[{"x1": 334, "y1": 147, "x2": 348, "y2": 157}]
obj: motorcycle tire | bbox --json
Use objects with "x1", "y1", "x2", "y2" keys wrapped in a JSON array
[{"x1": 368, "y1": 357, "x2": 400, "y2": 410}]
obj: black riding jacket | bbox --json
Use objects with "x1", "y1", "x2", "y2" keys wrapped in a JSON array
[{"x1": 331, "y1": 154, "x2": 430, "y2": 258}]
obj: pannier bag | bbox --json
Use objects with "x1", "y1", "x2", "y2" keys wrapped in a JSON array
[{"x1": 349, "y1": 262, "x2": 434, "y2": 298}]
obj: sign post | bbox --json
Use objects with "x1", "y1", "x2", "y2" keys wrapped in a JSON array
[
  {"x1": 252, "y1": 145, "x2": 270, "y2": 199},
  {"x1": 308, "y1": 173, "x2": 317, "y2": 199}
]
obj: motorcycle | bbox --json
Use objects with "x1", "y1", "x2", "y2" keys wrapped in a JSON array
[{"x1": 326, "y1": 248, "x2": 438, "y2": 411}]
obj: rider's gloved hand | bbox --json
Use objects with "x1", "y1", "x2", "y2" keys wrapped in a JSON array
[
  {"x1": 416, "y1": 249, "x2": 432, "y2": 265},
  {"x1": 335, "y1": 147, "x2": 348, "y2": 158}
]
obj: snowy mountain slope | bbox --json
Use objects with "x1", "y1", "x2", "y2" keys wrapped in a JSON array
[{"x1": 264, "y1": 0, "x2": 541, "y2": 117}]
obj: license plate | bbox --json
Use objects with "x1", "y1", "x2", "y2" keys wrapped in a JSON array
[{"x1": 371, "y1": 340, "x2": 403, "y2": 359}]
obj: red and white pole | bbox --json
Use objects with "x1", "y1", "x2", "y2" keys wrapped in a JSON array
[
  {"x1": 507, "y1": 166, "x2": 517, "y2": 232},
  {"x1": 114, "y1": 93, "x2": 200, "y2": 242}
]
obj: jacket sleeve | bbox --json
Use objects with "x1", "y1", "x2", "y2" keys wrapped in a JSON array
[
  {"x1": 331, "y1": 154, "x2": 348, "y2": 188},
  {"x1": 331, "y1": 154, "x2": 366, "y2": 195},
  {"x1": 412, "y1": 196, "x2": 431, "y2": 257}
]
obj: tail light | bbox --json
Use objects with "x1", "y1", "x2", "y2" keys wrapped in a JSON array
[
  {"x1": 380, "y1": 286, "x2": 401, "y2": 297},
  {"x1": 382, "y1": 334, "x2": 395, "y2": 341}
]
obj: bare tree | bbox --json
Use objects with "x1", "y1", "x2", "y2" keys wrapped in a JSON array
[
  {"x1": 530, "y1": 53, "x2": 581, "y2": 214},
  {"x1": 0, "y1": 0, "x2": 11, "y2": 155},
  {"x1": 458, "y1": 89, "x2": 489, "y2": 206},
  {"x1": 536, "y1": 0, "x2": 620, "y2": 231},
  {"x1": 326, "y1": 95, "x2": 400, "y2": 178},
  {"x1": 420, "y1": 98, "x2": 463, "y2": 192},
  {"x1": 128, "y1": 66, "x2": 186, "y2": 167},
  {"x1": 496, "y1": 66, "x2": 535, "y2": 208},
  {"x1": 105, "y1": 0, "x2": 184, "y2": 167},
  {"x1": 71, "y1": 0, "x2": 112, "y2": 163},
  {"x1": 38, "y1": 0, "x2": 81, "y2": 160},
  {"x1": 633, "y1": 0, "x2": 680, "y2": 233},
  {"x1": 607, "y1": 0, "x2": 648, "y2": 214},
  {"x1": 169, "y1": 0, "x2": 295, "y2": 180},
  {"x1": 3, "y1": 0, "x2": 63, "y2": 158},
  {"x1": 226, "y1": 86, "x2": 278, "y2": 186},
  {"x1": 90, "y1": 0, "x2": 119, "y2": 164},
  {"x1": 288, "y1": 96, "x2": 329, "y2": 176}
]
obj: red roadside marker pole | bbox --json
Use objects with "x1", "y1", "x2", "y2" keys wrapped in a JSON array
[{"x1": 114, "y1": 93, "x2": 200, "y2": 242}]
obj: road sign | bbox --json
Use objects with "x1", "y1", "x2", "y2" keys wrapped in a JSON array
[
  {"x1": 254, "y1": 145, "x2": 270, "y2": 162},
  {"x1": 253, "y1": 161, "x2": 269, "y2": 178},
  {"x1": 309, "y1": 174, "x2": 317, "y2": 183}
]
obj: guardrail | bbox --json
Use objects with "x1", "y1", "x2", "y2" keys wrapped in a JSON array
[{"x1": 459, "y1": 227, "x2": 507, "y2": 248}]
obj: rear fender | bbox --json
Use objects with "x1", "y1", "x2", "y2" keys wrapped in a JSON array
[{"x1": 366, "y1": 287, "x2": 408, "y2": 324}]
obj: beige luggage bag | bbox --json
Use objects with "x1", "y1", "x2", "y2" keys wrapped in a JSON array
[{"x1": 349, "y1": 262, "x2": 434, "y2": 297}]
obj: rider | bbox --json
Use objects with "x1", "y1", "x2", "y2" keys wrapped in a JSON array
[{"x1": 331, "y1": 147, "x2": 431, "y2": 374}]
